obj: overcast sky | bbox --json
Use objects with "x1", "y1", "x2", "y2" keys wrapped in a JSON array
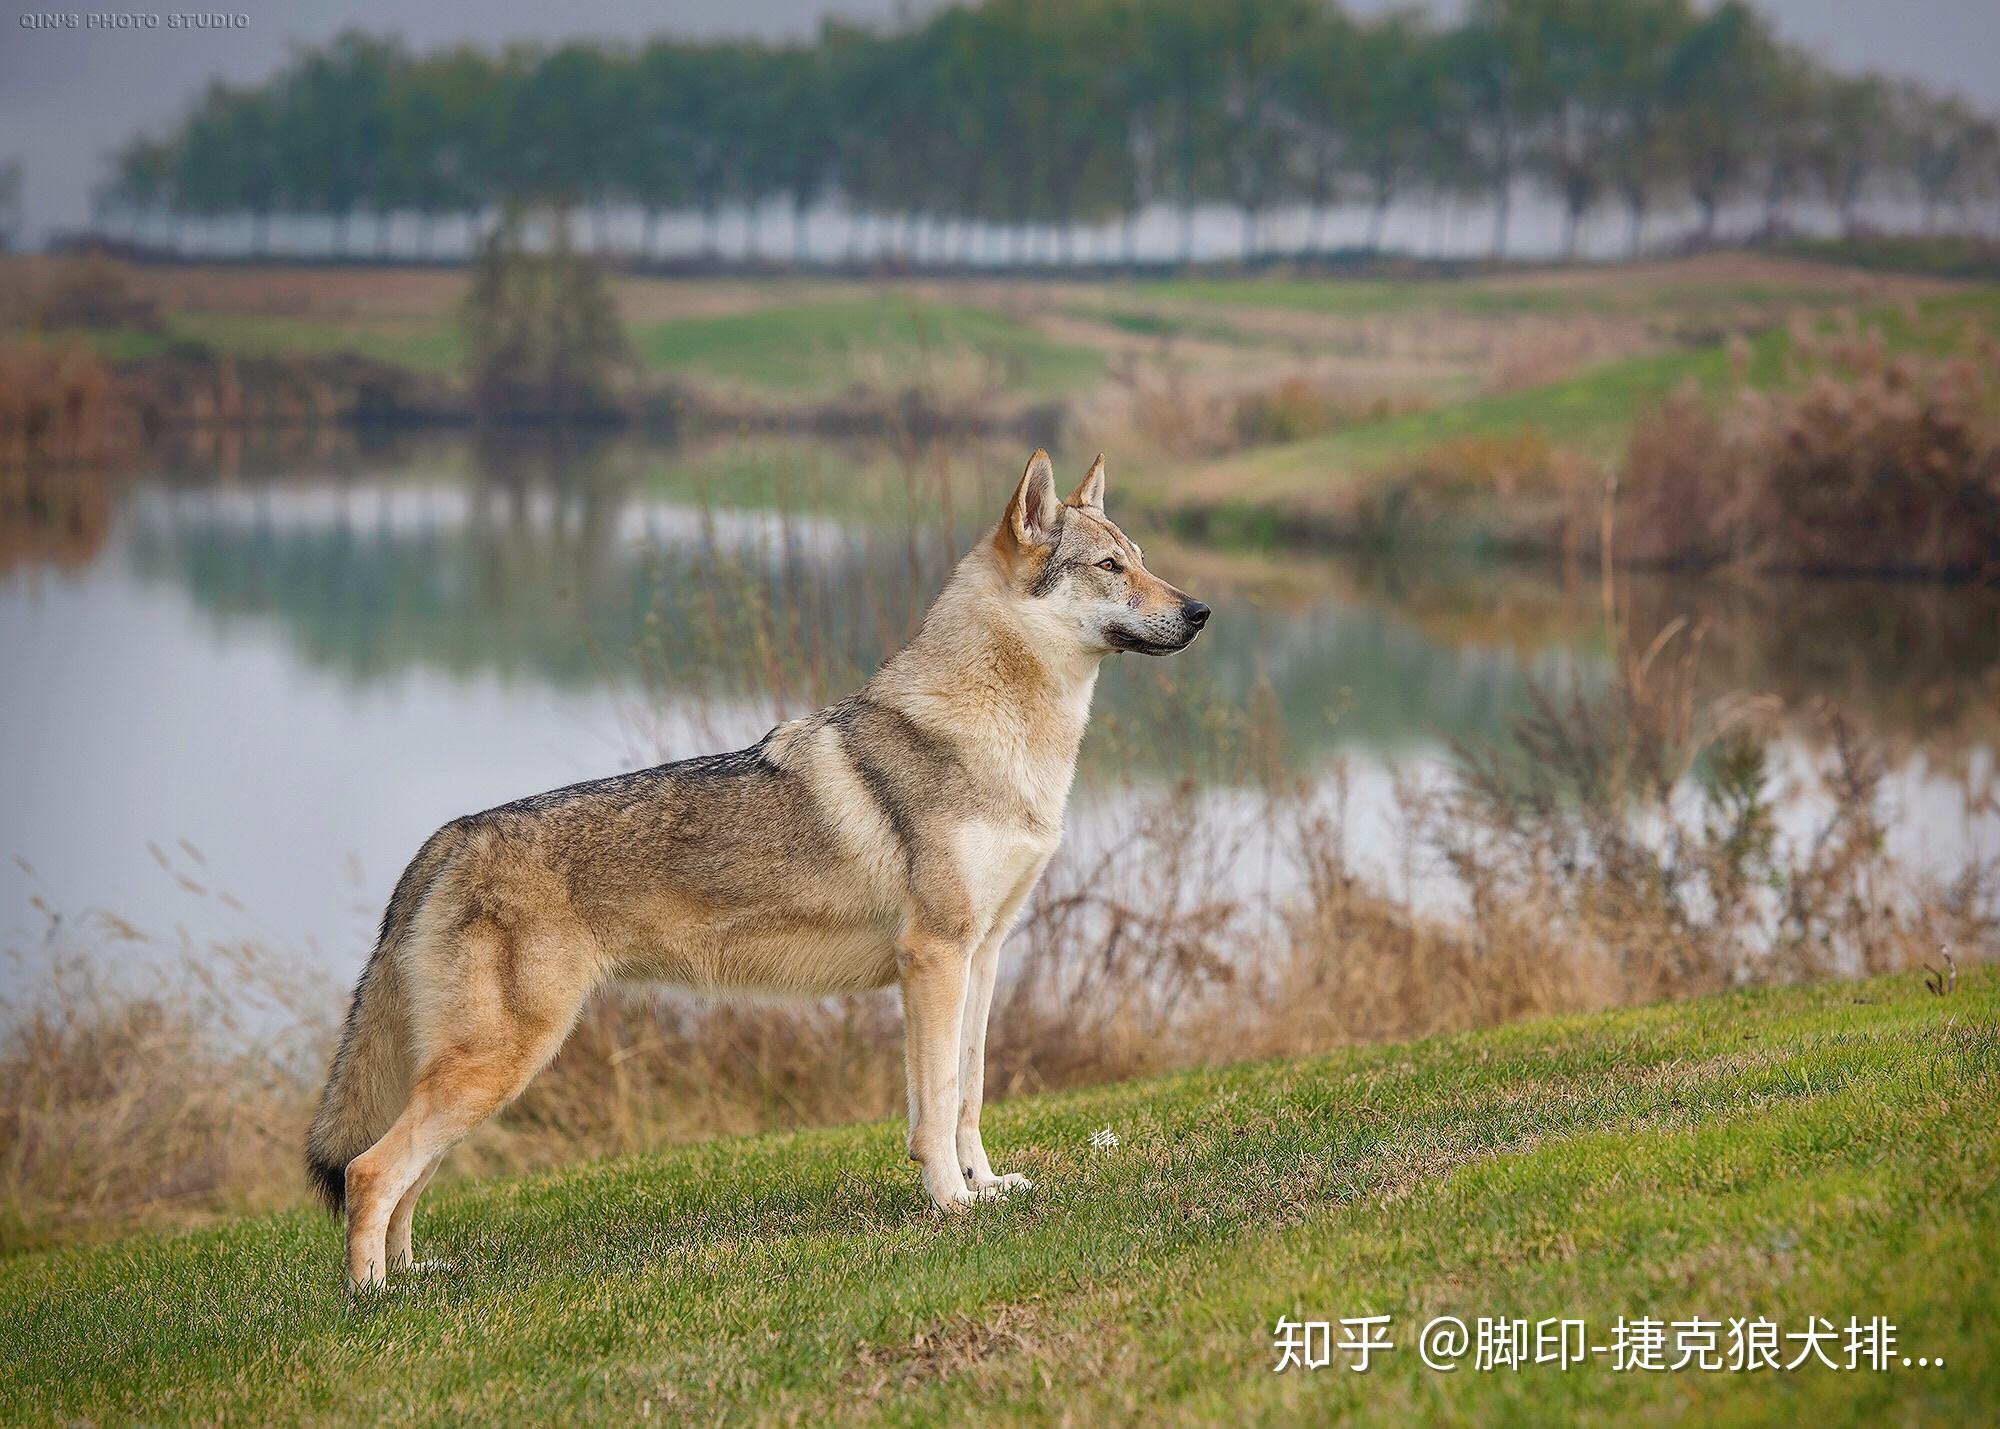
[{"x1": 5, "y1": 0, "x2": 1997, "y2": 243}]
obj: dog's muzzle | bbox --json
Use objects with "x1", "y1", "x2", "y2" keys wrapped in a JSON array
[{"x1": 1109, "y1": 600, "x2": 1210, "y2": 655}]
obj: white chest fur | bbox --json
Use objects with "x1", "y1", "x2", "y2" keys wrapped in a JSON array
[{"x1": 950, "y1": 817, "x2": 1061, "y2": 932}]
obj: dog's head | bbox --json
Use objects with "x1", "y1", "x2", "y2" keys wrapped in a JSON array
[{"x1": 991, "y1": 449, "x2": 1209, "y2": 659}]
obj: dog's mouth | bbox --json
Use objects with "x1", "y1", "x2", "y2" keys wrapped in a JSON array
[{"x1": 1107, "y1": 628, "x2": 1196, "y2": 657}]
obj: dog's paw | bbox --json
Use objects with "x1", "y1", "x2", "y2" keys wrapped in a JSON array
[
  {"x1": 387, "y1": 1259, "x2": 454, "y2": 1290},
  {"x1": 969, "y1": 1171, "x2": 1033, "y2": 1196},
  {"x1": 925, "y1": 1162, "x2": 1031, "y2": 1214},
  {"x1": 929, "y1": 1187, "x2": 979, "y2": 1215},
  {"x1": 928, "y1": 1179, "x2": 1022, "y2": 1213}
]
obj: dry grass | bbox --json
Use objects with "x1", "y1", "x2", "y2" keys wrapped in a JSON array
[
  {"x1": 1097, "y1": 367, "x2": 1427, "y2": 463},
  {"x1": 1231, "y1": 376, "x2": 1412, "y2": 447},
  {"x1": 1090, "y1": 363, "x2": 1240, "y2": 459},
  {"x1": 1480, "y1": 314, "x2": 1643, "y2": 395},
  {"x1": 0, "y1": 942, "x2": 333, "y2": 1254},
  {"x1": 1479, "y1": 249, "x2": 1952, "y2": 302},
  {"x1": 1618, "y1": 381, "x2": 1741, "y2": 567},
  {"x1": 836, "y1": 1300, "x2": 1136, "y2": 1403}
]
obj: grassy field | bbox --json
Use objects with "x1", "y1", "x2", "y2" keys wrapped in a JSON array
[
  {"x1": 77, "y1": 310, "x2": 468, "y2": 375},
  {"x1": 1138, "y1": 287, "x2": 2000, "y2": 532},
  {"x1": 3, "y1": 969, "x2": 1993, "y2": 1425},
  {"x1": 628, "y1": 298, "x2": 1103, "y2": 400}
]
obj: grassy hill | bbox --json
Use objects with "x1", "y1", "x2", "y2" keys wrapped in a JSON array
[
  {"x1": 2, "y1": 970, "x2": 1995, "y2": 1424},
  {"x1": 1134, "y1": 287, "x2": 2000, "y2": 535}
]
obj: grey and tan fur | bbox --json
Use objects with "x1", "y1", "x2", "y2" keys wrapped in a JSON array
[{"x1": 306, "y1": 450, "x2": 1209, "y2": 1286}]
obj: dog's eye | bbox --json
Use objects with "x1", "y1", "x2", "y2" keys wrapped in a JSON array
[{"x1": 1097, "y1": 558, "x2": 1123, "y2": 573}]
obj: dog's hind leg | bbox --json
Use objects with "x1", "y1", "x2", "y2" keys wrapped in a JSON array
[
  {"x1": 346, "y1": 1023, "x2": 581, "y2": 1286},
  {"x1": 345, "y1": 913, "x2": 598, "y2": 1288},
  {"x1": 385, "y1": 1153, "x2": 443, "y2": 1273}
]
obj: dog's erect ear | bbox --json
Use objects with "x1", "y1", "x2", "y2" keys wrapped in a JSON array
[
  {"x1": 1067, "y1": 454, "x2": 1106, "y2": 512},
  {"x1": 1005, "y1": 448, "x2": 1064, "y2": 549}
]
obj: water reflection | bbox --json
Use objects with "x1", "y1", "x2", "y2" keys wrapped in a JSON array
[
  {"x1": 100, "y1": 438, "x2": 1612, "y2": 760},
  {"x1": 3, "y1": 431, "x2": 1997, "y2": 979},
  {"x1": 1279, "y1": 549, "x2": 2000, "y2": 755}
]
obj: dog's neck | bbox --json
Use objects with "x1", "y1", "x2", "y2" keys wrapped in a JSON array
[{"x1": 863, "y1": 537, "x2": 1101, "y2": 819}]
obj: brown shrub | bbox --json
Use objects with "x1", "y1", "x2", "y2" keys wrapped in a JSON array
[
  {"x1": 1620, "y1": 345, "x2": 2000, "y2": 577},
  {"x1": 0, "y1": 342, "x2": 125, "y2": 470},
  {"x1": 1743, "y1": 353, "x2": 2000, "y2": 576},
  {"x1": 1618, "y1": 381, "x2": 1744, "y2": 566}
]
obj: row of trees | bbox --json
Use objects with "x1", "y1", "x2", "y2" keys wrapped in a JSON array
[{"x1": 96, "y1": 0, "x2": 2000, "y2": 264}]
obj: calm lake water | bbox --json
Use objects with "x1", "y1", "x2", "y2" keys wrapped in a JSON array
[{"x1": 4, "y1": 431, "x2": 1998, "y2": 997}]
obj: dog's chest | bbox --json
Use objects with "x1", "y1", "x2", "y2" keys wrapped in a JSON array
[{"x1": 949, "y1": 816, "x2": 1059, "y2": 919}]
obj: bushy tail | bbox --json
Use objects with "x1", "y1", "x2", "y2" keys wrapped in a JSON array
[{"x1": 305, "y1": 824, "x2": 463, "y2": 1212}]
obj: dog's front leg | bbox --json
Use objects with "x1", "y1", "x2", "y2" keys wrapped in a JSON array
[
  {"x1": 956, "y1": 864, "x2": 1045, "y2": 1194},
  {"x1": 898, "y1": 927, "x2": 979, "y2": 1212},
  {"x1": 954, "y1": 927, "x2": 1005, "y2": 1189}
]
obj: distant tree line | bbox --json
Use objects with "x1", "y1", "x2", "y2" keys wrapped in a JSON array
[{"x1": 93, "y1": 0, "x2": 2000, "y2": 265}]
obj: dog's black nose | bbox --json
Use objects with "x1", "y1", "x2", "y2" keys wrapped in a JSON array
[{"x1": 1183, "y1": 601, "x2": 1210, "y2": 629}]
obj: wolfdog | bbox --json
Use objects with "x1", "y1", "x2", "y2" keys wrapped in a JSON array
[{"x1": 307, "y1": 450, "x2": 1209, "y2": 1286}]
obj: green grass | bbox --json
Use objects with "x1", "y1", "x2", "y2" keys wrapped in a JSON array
[
  {"x1": 3, "y1": 970, "x2": 1994, "y2": 1425},
  {"x1": 1240, "y1": 324, "x2": 1780, "y2": 487},
  {"x1": 51, "y1": 312, "x2": 467, "y2": 375},
  {"x1": 173, "y1": 313, "x2": 466, "y2": 375},
  {"x1": 629, "y1": 297, "x2": 1104, "y2": 400}
]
